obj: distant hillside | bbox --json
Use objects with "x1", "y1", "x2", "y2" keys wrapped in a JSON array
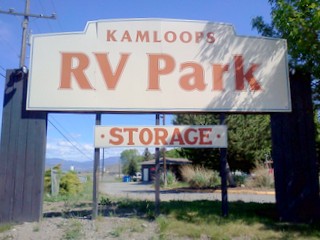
[{"x1": 46, "y1": 156, "x2": 120, "y2": 172}]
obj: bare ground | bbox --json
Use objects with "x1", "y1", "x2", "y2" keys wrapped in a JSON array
[{"x1": 1, "y1": 201, "x2": 160, "y2": 240}]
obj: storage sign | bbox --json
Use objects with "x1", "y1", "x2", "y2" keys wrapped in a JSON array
[
  {"x1": 94, "y1": 125, "x2": 228, "y2": 148},
  {"x1": 27, "y1": 19, "x2": 291, "y2": 112}
]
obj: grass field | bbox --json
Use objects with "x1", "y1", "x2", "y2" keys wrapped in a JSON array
[{"x1": 96, "y1": 196, "x2": 320, "y2": 240}]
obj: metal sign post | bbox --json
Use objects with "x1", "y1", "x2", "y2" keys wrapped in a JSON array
[
  {"x1": 154, "y1": 114, "x2": 161, "y2": 215},
  {"x1": 92, "y1": 113, "x2": 101, "y2": 219},
  {"x1": 219, "y1": 113, "x2": 228, "y2": 217}
]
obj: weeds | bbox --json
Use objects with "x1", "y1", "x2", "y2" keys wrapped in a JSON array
[
  {"x1": 108, "y1": 226, "x2": 125, "y2": 238},
  {"x1": 246, "y1": 163, "x2": 274, "y2": 188},
  {"x1": 0, "y1": 224, "x2": 12, "y2": 233},
  {"x1": 180, "y1": 165, "x2": 220, "y2": 188},
  {"x1": 63, "y1": 219, "x2": 83, "y2": 240},
  {"x1": 160, "y1": 170, "x2": 177, "y2": 187}
]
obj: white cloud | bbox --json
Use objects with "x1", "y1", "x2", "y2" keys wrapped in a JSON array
[
  {"x1": 46, "y1": 138, "x2": 151, "y2": 162},
  {"x1": 46, "y1": 138, "x2": 94, "y2": 162}
]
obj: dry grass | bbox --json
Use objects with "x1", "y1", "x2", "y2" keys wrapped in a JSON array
[
  {"x1": 246, "y1": 164, "x2": 274, "y2": 188},
  {"x1": 180, "y1": 165, "x2": 220, "y2": 188}
]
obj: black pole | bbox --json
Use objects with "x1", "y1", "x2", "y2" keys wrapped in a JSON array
[
  {"x1": 92, "y1": 113, "x2": 101, "y2": 219},
  {"x1": 155, "y1": 113, "x2": 161, "y2": 215},
  {"x1": 220, "y1": 113, "x2": 228, "y2": 217},
  {"x1": 101, "y1": 148, "x2": 105, "y2": 178}
]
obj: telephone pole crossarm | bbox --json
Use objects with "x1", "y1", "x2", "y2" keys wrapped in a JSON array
[
  {"x1": 0, "y1": 1, "x2": 56, "y2": 67},
  {"x1": 0, "y1": 9, "x2": 56, "y2": 19}
]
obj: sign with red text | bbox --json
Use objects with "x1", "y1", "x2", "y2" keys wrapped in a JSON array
[
  {"x1": 27, "y1": 19, "x2": 291, "y2": 112},
  {"x1": 94, "y1": 125, "x2": 227, "y2": 148}
]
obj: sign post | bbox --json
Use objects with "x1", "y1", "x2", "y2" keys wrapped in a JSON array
[
  {"x1": 155, "y1": 114, "x2": 161, "y2": 215},
  {"x1": 92, "y1": 113, "x2": 101, "y2": 219},
  {"x1": 219, "y1": 113, "x2": 228, "y2": 217}
]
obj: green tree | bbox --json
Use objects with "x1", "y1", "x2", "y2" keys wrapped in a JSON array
[
  {"x1": 143, "y1": 148, "x2": 153, "y2": 161},
  {"x1": 173, "y1": 114, "x2": 271, "y2": 172},
  {"x1": 227, "y1": 115, "x2": 271, "y2": 171},
  {"x1": 165, "y1": 148, "x2": 184, "y2": 158},
  {"x1": 252, "y1": 0, "x2": 320, "y2": 105},
  {"x1": 120, "y1": 149, "x2": 142, "y2": 176},
  {"x1": 59, "y1": 171, "x2": 82, "y2": 196},
  {"x1": 173, "y1": 114, "x2": 221, "y2": 169}
]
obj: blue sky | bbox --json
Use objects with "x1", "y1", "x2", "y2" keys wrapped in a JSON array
[{"x1": 0, "y1": 0, "x2": 271, "y2": 161}]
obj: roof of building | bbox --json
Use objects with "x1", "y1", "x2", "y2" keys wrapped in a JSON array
[{"x1": 141, "y1": 157, "x2": 192, "y2": 166}]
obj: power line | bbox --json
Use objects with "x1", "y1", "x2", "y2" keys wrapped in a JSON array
[
  {"x1": 0, "y1": 35, "x2": 20, "y2": 57},
  {"x1": 48, "y1": 118, "x2": 93, "y2": 161},
  {"x1": 49, "y1": 0, "x2": 63, "y2": 31},
  {"x1": 36, "y1": 0, "x2": 53, "y2": 32},
  {"x1": 50, "y1": 115, "x2": 85, "y2": 148}
]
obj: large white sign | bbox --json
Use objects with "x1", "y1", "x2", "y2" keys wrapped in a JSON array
[
  {"x1": 27, "y1": 19, "x2": 291, "y2": 112},
  {"x1": 94, "y1": 125, "x2": 228, "y2": 148}
]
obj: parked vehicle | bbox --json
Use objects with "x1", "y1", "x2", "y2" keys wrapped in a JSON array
[{"x1": 132, "y1": 172, "x2": 142, "y2": 182}]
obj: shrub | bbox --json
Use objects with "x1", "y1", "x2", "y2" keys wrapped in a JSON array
[
  {"x1": 180, "y1": 165, "x2": 220, "y2": 188},
  {"x1": 59, "y1": 171, "x2": 83, "y2": 196},
  {"x1": 232, "y1": 170, "x2": 248, "y2": 187},
  {"x1": 160, "y1": 170, "x2": 177, "y2": 186},
  {"x1": 245, "y1": 163, "x2": 274, "y2": 188}
]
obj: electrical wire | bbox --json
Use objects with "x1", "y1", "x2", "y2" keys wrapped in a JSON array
[
  {"x1": 36, "y1": 0, "x2": 53, "y2": 32},
  {"x1": 48, "y1": 118, "x2": 93, "y2": 161},
  {"x1": 49, "y1": 0, "x2": 64, "y2": 32},
  {"x1": 49, "y1": 115, "x2": 85, "y2": 147}
]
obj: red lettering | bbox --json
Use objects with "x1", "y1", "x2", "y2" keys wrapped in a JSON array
[
  {"x1": 212, "y1": 64, "x2": 229, "y2": 91},
  {"x1": 195, "y1": 32, "x2": 204, "y2": 43},
  {"x1": 206, "y1": 32, "x2": 215, "y2": 43},
  {"x1": 121, "y1": 30, "x2": 132, "y2": 42},
  {"x1": 136, "y1": 31, "x2": 150, "y2": 42},
  {"x1": 139, "y1": 128, "x2": 153, "y2": 145},
  {"x1": 164, "y1": 31, "x2": 177, "y2": 43},
  {"x1": 180, "y1": 31, "x2": 192, "y2": 43},
  {"x1": 153, "y1": 31, "x2": 161, "y2": 42},
  {"x1": 107, "y1": 30, "x2": 117, "y2": 42},
  {"x1": 154, "y1": 128, "x2": 168, "y2": 145},
  {"x1": 59, "y1": 52, "x2": 94, "y2": 89},
  {"x1": 94, "y1": 53, "x2": 130, "y2": 90},
  {"x1": 199, "y1": 128, "x2": 213, "y2": 145},
  {"x1": 109, "y1": 128, "x2": 124, "y2": 145},
  {"x1": 180, "y1": 62, "x2": 206, "y2": 91},
  {"x1": 169, "y1": 128, "x2": 184, "y2": 145},
  {"x1": 147, "y1": 54, "x2": 175, "y2": 90},
  {"x1": 123, "y1": 128, "x2": 138, "y2": 145},
  {"x1": 234, "y1": 55, "x2": 261, "y2": 91},
  {"x1": 184, "y1": 128, "x2": 198, "y2": 145}
]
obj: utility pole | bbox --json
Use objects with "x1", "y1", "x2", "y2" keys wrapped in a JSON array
[{"x1": 0, "y1": 0, "x2": 56, "y2": 67}]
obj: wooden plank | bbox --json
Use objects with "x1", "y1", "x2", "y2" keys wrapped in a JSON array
[
  {"x1": 271, "y1": 71, "x2": 320, "y2": 222},
  {"x1": 0, "y1": 70, "x2": 21, "y2": 223},
  {"x1": 26, "y1": 112, "x2": 47, "y2": 221},
  {"x1": 0, "y1": 69, "x2": 47, "y2": 223},
  {"x1": 0, "y1": 70, "x2": 15, "y2": 223}
]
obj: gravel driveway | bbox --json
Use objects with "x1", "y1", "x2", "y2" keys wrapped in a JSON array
[{"x1": 100, "y1": 181, "x2": 275, "y2": 203}]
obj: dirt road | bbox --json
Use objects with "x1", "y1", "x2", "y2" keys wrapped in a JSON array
[{"x1": 100, "y1": 181, "x2": 275, "y2": 203}]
